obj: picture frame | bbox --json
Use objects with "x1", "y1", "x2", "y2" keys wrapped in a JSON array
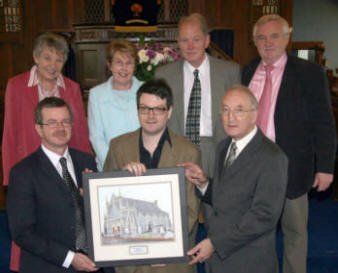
[{"x1": 82, "y1": 167, "x2": 189, "y2": 267}]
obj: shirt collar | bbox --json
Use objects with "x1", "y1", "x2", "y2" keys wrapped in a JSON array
[
  {"x1": 184, "y1": 54, "x2": 209, "y2": 77},
  {"x1": 139, "y1": 127, "x2": 172, "y2": 149},
  {"x1": 28, "y1": 65, "x2": 65, "y2": 89},
  {"x1": 261, "y1": 53, "x2": 288, "y2": 70},
  {"x1": 41, "y1": 144, "x2": 70, "y2": 166},
  {"x1": 231, "y1": 126, "x2": 257, "y2": 155}
]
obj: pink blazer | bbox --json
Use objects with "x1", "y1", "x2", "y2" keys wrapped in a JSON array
[{"x1": 2, "y1": 71, "x2": 91, "y2": 271}]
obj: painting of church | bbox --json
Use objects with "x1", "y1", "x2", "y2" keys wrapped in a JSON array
[{"x1": 102, "y1": 193, "x2": 174, "y2": 243}]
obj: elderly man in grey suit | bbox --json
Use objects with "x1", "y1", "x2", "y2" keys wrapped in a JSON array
[
  {"x1": 180, "y1": 85, "x2": 288, "y2": 273},
  {"x1": 155, "y1": 13, "x2": 240, "y2": 177}
]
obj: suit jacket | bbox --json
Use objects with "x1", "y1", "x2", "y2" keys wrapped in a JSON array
[
  {"x1": 103, "y1": 129, "x2": 200, "y2": 273},
  {"x1": 155, "y1": 55, "x2": 241, "y2": 177},
  {"x1": 242, "y1": 55, "x2": 336, "y2": 198},
  {"x1": 7, "y1": 147, "x2": 97, "y2": 273},
  {"x1": 204, "y1": 129, "x2": 288, "y2": 273}
]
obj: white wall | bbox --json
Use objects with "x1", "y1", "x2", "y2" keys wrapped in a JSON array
[{"x1": 292, "y1": 0, "x2": 338, "y2": 71}]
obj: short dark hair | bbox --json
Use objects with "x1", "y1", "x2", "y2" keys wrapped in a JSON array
[
  {"x1": 34, "y1": 97, "x2": 73, "y2": 125},
  {"x1": 137, "y1": 79, "x2": 173, "y2": 109}
]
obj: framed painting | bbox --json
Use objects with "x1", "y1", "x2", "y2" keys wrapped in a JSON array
[{"x1": 82, "y1": 167, "x2": 189, "y2": 267}]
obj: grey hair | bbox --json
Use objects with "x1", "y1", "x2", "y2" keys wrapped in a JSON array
[
  {"x1": 33, "y1": 33, "x2": 69, "y2": 63},
  {"x1": 253, "y1": 14, "x2": 290, "y2": 38}
]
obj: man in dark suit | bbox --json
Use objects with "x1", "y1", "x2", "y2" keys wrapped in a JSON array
[
  {"x1": 180, "y1": 86, "x2": 288, "y2": 273},
  {"x1": 7, "y1": 97, "x2": 100, "y2": 273},
  {"x1": 241, "y1": 14, "x2": 336, "y2": 273},
  {"x1": 155, "y1": 13, "x2": 240, "y2": 177}
]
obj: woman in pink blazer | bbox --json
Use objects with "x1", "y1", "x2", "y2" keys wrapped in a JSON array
[{"x1": 2, "y1": 32, "x2": 91, "y2": 272}]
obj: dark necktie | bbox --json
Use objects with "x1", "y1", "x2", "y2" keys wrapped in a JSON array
[
  {"x1": 257, "y1": 65, "x2": 273, "y2": 135},
  {"x1": 185, "y1": 69, "x2": 201, "y2": 146},
  {"x1": 224, "y1": 142, "x2": 237, "y2": 169},
  {"x1": 59, "y1": 157, "x2": 87, "y2": 252}
]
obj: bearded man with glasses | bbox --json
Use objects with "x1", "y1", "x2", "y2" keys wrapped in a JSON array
[{"x1": 103, "y1": 78, "x2": 200, "y2": 273}]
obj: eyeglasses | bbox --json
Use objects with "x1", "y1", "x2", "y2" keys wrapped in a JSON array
[
  {"x1": 138, "y1": 106, "x2": 168, "y2": 115},
  {"x1": 220, "y1": 107, "x2": 256, "y2": 118},
  {"x1": 39, "y1": 120, "x2": 73, "y2": 128}
]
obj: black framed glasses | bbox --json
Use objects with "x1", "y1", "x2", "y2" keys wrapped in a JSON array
[{"x1": 138, "y1": 106, "x2": 168, "y2": 115}]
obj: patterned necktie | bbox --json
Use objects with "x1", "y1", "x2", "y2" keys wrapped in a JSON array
[
  {"x1": 185, "y1": 69, "x2": 201, "y2": 146},
  {"x1": 59, "y1": 157, "x2": 87, "y2": 252},
  {"x1": 257, "y1": 65, "x2": 273, "y2": 135},
  {"x1": 224, "y1": 142, "x2": 237, "y2": 169}
]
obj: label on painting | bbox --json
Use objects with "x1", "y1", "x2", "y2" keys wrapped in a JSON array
[{"x1": 129, "y1": 246, "x2": 148, "y2": 255}]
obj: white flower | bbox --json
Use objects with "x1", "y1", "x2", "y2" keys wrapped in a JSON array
[
  {"x1": 138, "y1": 49, "x2": 149, "y2": 63},
  {"x1": 147, "y1": 65, "x2": 153, "y2": 71},
  {"x1": 150, "y1": 52, "x2": 165, "y2": 66},
  {"x1": 163, "y1": 47, "x2": 172, "y2": 52}
]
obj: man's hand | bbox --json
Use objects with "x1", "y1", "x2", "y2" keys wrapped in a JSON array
[
  {"x1": 178, "y1": 162, "x2": 209, "y2": 188},
  {"x1": 123, "y1": 162, "x2": 147, "y2": 176},
  {"x1": 72, "y1": 252, "x2": 99, "y2": 272},
  {"x1": 312, "y1": 172, "x2": 333, "y2": 192},
  {"x1": 187, "y1": 238, "x2": 215, "y2": 265},
  {"x1": 79, "y1": 168, "x2": 95, "y2": 196},
  {"x1": 83, "y1": 168, "x2": 94, "y2": 174}
]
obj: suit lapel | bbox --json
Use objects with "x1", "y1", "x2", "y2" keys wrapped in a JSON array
[
  {"x1": 242, "y1": 59, "x2": 260, "y2": 86},
  {"x1": 275, "y1": 56, "x2": 298, "y2": 101},
  {"x1": 218, "y1": 138, "x2": 231, "y2": 180},
  {"x1": 124, "y1": 131, "x2": 141, "y2": 165},
  {"x1": 221, "y1": 130, "x2": 262, "y2": 179},
  {"x1": 36, "y1": 147, "x2": 71, "y2": 195},
  {"x1": 209, "y1": 56, "x2": 222, "y2": 136},
  {"x1": 158, "y1": 136, "x2": 176, "y2": 168},
  {"x1": 175, "y1": 60, "x2": 185, "y2": 134},
  {"x1": 274, "y1": 56, "x2": 299, "y2": 133},
  {"x1": 69, "y1": 149, "x2": 84, "y2": 188}
]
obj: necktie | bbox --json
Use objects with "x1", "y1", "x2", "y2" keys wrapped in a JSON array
[
  {"x1": 257, "y1": 65, "x2": 273, "y2": 134},
  {"x1": 59, "y1": 157, "x2": 87, "y2": 252},
  {"x1": 185, "y1": 69, "x2": 201, "y2": 146},
  {"x1": 224, "y1": 142, "x2": 237, "y2": 169}
]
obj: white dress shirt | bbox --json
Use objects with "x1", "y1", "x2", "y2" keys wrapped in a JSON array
[
  {"x1": 41, "y1": 144, "x2": 77, "y2": 268},
  {"x1": 183, "y1": 55, "x2": 213, "y2": 137}
]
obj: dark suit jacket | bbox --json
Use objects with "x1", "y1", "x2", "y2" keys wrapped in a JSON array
[
  {"x1": 155, "y1": 55, "x2": 241, "y2": 177},
  {"x1": 7, "y1": 147, "x2": 97, "y2": 273},
  {"x1": 242, "y1": 55, "x2": 336, "y2": 198},
  {"x1": 204, "y1": 129, "x2": 288, "y2": 273}
]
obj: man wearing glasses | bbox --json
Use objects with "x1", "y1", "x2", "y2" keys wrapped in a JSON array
[
  {"x1": 6, "y1": 97, "x2": 108, "y2": 272},
  {"x1": 180, "y1": 85, "x2": 288, "y2": 273},
  {"x1": 103, "y1": 78, "x2": 200, "y2": 273}
]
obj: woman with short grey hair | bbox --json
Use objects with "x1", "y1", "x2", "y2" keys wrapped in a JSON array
[{"x1": 2, "y1": 32, "x2": 91, "y2": 272}]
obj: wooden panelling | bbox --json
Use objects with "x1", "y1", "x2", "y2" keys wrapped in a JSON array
[{"x1": 0, "y1": 0, "x2": 294, "y2": 206}]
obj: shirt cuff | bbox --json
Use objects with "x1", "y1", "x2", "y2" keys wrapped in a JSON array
[
  {"x1": 197, "y1": 183, "x2": 209, "y2": 195},
  {"x1": 62, "y1": 250, "x2": 75, "y2": 268}
]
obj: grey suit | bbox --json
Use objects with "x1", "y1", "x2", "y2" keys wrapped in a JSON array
[
  {"x1": 155, "y1": 55, "x2": 240, "y2": 177},
  {"x1": 204, "y1": 129, "x2": 288, "y2": 273}
]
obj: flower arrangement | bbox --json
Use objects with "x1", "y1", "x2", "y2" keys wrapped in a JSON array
[{"x1": 135, "y1": 36, "x2": 181, "y2": 82}]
